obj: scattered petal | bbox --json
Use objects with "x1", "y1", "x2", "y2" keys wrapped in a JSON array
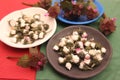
[
  {"x1": 44, "y1": 13, "x2": 49, "y2": 16},
  {"x1": 71, "y1": 0, "x2": 76, "y2": 5},
  {"x1": 75, "y1": 48, "x2": 81, "y2": 54}
]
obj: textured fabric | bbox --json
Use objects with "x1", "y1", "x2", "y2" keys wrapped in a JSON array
[
  {"x1": 0, "y1": 0, "x2": 37, "y2": 80},
  {"x1": 0, "y1": 42, "x2": 36, "y2": 80}
]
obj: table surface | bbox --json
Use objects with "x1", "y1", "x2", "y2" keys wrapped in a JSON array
[{"x1": 0, "y1": 0, "x2": 120, "y2": 80}]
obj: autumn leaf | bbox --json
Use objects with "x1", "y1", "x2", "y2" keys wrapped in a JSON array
[
  {"x1": 22, "y1": 0, "x2": 52, "y2": 10},
  {"x1": 99, "y1": 14, "x2": 116, "y2": 36},
  {"x1": 17, "y1": 54, "x2": 30, "y2": 68},
  {"x1": 29, "y1": 47, "x2": 39, "y2": 56},
  {"x1": 39, "y1": 0, "x2": 52, "y2": 10},
  {"x1": 16, "y1": 47, "x2": 47, "y2": 70},
  {"x1": 48, "y1": 2, "x2": 60, "y2": 18}
]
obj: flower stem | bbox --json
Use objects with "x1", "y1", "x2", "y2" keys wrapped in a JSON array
[
  {"x1": 22, "y1": 2, "x2": 34, "y2": 6},
  {"x1": 22, "y1": 2, "x2": 40, "y2": 7},
  {"x1": 7, "y1": 56, "x2": 20, "y2": 59}
]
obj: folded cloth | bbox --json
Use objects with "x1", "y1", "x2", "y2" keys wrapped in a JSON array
[
  {"x1": 0, "y1": 0, "x2": 39, "y2": 79},
  {"x1": 0, "y1": 0, "x2": 37, "y2": 20},
  {"x1": 0, "y1": 42, "x2": 36, "y2": 80}
]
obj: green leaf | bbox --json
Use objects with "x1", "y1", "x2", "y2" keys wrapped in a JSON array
[
  {"x1": 60, "y1": 0, "x2": 73, "y2": 11},
  {"x1": 77, "y1": 0, "x2": 84, "y2": 3},
  {"x1": 17, "y1": 54, "x2": 30, "y2": 68},
  {"x1": 89, "y1": 0, "x2": 96, "y2": 9}
]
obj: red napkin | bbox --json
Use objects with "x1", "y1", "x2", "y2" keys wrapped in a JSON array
[
  {"x1": 0, "y1": 42, "x2": 36, "y2": 80},
  {"x1": 0, "y1": 0, "x2": 38, "y2": 80},
  {"x1": 0, "y1": 0, "x2": 38, "y2": 20}
]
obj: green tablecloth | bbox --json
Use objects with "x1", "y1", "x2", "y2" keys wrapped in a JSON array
[{"x1": 36, "y1": 0, "x2": 120, "y2": 80}]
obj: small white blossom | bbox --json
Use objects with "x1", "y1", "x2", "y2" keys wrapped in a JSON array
[
  {"x1": 58, "y1": 57, "x2": 65, "y2": 64},
  {"x1": 82, "y1": 32, "x2": 88, "y2": 38},
  {"x1": 9, "y1": 20, "x2": 16, "y2": 27},
  {"x1": 91, "y1": 42, "x2": 96, "y2": 48},
  {"x1": 61, "y1": 37, "x2": 66, "y2": 41},
  {"x1": 34, "y1": 21, "x2": 40, "y2": 25},
  {"x1": 59, "y1": 41, "x2": 66, "y2": 47},
  {"x1": 79, "y1": 61, "x2": 85, "y2": 69},
  {"x1": 21, "y1": 39, "x2": 25, "y2": 44},
  {"x1": 85, "y1": 41, "x2": 91, "y2": 47},
  {"x1": 53, "y1": 45, "x2": 59, "y2": 51},
  {"x1": 71, "y1": 35, "x2": 79, "y2": 41},
  {"x1": 63, "y1": 46, "x2": 70, "y2": 53},
  {"x1": 72, "y1": 54, "x2": 80, "y2": 63},
  {"x1": 23, "y1": 29, "x2": 28, "y2": 33},
  {"x1": 66, "y1": 39, "x2": 73, "y2": 43},
  {"x1": 25, "y1": 25, "x2": 30, "y2": 30},
  {"x1": 10, "y1": 30, "x2": 16, "y2": 35},
  {"x1": 35, "y1": 31, "x2": 38, "y2": 35},
  {"x1": 96, "y1": 50, "x2": 101, "y2": 54},
  {"x1": 82, "y1": 49, "x2": 88, "y2": 55},
  {"x1": 20, "y1": 22, "x2": 25, "y2": 27},
  {"x1": 89, "y1": 49, "x2": 97, "y2": 56},
  {"x1": 94, "y1": 54, "x2": 103, "y2": 61},
  {"x1": 31, "y1": 23, "x2": 37, "y2": 27},
  {"x1": 84, "y1": 59, "x2": 91, "y2": 65},
  {"x1": 72, "y1": 31, "x2": 79, "y2": 35},
  {"x1": 65, "y1": 62, "x2": 72, "y2": 70},
  {"x1": 77, "y1": 41, "x2": 84, "y2": 48},
  {"x1": 24, "y1": 36, "x2": 32, "y2": 44},
  {"x1": 33, "y1": 34, "x2": 38, "y2": 40},
  {"x1": 39, "y1": 32, "x2": 44, "y2": 39},
  {"x1": 13, "y1": 35, "x2": 18, "y2": 38},
  {"x1": 101, "y1": 47, "x2": 106, "y2": 53},
  {"x1": 85, "y1": 54, "x2": 90, "y2": 59},
  {"x1": 34, "y1": 14, "x2": 40, "y2": 20},
  {"x1": 28, "y1": 31, "x2": 34, "y2": 35},
  {"x1": 23, "y1": 15, "x2": 31, "y2": 22},
  {"x1": 19, "y1": 18, "x2": 25, "y2": 23}
]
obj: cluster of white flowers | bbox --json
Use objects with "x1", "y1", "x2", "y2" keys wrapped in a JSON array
[
  {"x1": 9, "y1": 14, "x2": 50, "y2": 44},
  {"x1": 53, "y1": 30, "x2": 107, "y2": 70}
]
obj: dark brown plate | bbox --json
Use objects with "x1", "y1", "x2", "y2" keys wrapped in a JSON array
[{"x1": 46, "y1": 25, "x2": 112, "y2": 79}]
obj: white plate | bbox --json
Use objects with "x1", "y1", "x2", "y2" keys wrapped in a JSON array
[{"x1": 0, "y1": 7, "x2": 57, "y2": 48}]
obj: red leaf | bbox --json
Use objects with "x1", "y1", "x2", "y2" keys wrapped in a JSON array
[
  {"x1": 48, "y1": 2, "x2": 60, "y2": 18},
  {"x1": 99, "y1": 16, "x2": 116, "y2": 36}
]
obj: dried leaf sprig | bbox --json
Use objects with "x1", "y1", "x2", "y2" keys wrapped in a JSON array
[
  {"x1": 22, "y1": 0, "x2": 52, "y2": 10},
  {"x1": 99, "y1": 13, "x2": 116, "y2": 36},
  {"x1": 7, "y1": 47, "x2": 47, "y2": 70}
]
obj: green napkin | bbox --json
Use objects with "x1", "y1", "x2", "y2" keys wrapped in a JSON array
[{"x1": 36, "y1": 0, "x2": 120, "y2": 80}]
